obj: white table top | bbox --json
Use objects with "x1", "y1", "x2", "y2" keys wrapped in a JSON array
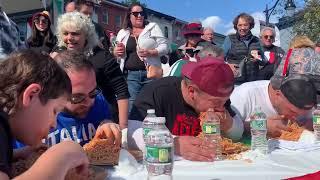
[
  {"x1": 112, "y1": 120, "x2": 320, "y2": 180},
  {"x1": 107, "y1": 148, "x2": 320, "y2": 180}
]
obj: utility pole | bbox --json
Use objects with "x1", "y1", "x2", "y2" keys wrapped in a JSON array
[{"x1": 264, "y1": 0, "x2": 281, "y2": 26}]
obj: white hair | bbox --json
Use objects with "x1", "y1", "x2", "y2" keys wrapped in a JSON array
[
  {"x1": 203, "y1": 27, "x2": 214, "y2": 33},
  {"x1": 56, "y1": 12, "x2": 99, "y2": 52},
  {"x1": 260, "y1": 27, "x2": 276, "y2": 38}
]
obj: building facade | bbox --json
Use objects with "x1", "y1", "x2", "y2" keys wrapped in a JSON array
[
  {"x1": 3, "y1": 0, "x2": 225, "y2": 47},
  {"x1": 276, "y1": 16, "x2": 299, "y2": 51}
]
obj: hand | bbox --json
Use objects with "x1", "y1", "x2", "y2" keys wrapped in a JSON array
[
  {"x1": 94, "y1": 122, "x2": 122, "y2": 146},
  {"x1": 267, "y1": 115, "x2": 289, "y2": 138},
  {"x1": 217, "y1": 110, "x2": 233, "y2": 133},
  {"x1": 137, "y1": 48, "x2": 156, "y2": 59},
  {"x1": 24, "y1": 141, "x2": 89, "y2": 180},
  {"x1": 250, "y1": 50, "x2": 262, "y2": 62},
  {"x1": 113, "y1": 43, "x2": 125, "y2": 57},
  {"x1": 227, "y1": 64, "x2": 240, "y2": 77},
  {"x1": 174, "y1": 136, "x2": 215, "y2": 161}
]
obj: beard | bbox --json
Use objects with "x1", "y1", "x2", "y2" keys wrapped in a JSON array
[{"x1": 63, "y1": 106, "x2": 90, "y2": 119}]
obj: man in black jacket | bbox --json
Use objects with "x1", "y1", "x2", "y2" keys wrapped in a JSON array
[
  {"x1": 258, "y1": 27, "x2": 285, "y2": 80},
  {"x1": 76, "y1": 0, "x2": 111, "y2": 49}
]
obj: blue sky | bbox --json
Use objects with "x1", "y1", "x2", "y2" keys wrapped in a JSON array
[{"x1": 128, "y1": 0, "x2": 304, "y2": 37}]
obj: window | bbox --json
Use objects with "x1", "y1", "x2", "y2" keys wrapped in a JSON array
[
  {"x1": 102, "y1": 11, "x2": 108, "y2": 24},
  {"x1": 164, "y1": 26, "x2": 169, "y2": 38},
  {"x1": 175, "y1": 30, "x2": 179, "y2": 37},
  {"x1": 115, "y1": 15, "x2": 121, "y2": 27},
  {"x1": 16, "y1": 21, "x2": 27, "y2": 41}
]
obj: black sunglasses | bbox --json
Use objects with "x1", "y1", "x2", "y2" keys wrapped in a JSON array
[
  {"x1": 185, "y1": 49, "x2": 200, "y2": 57},
  {"x1": 70, "y1": 88, "x2": 101, "y2": 104},
  {"x1": 131, "y1": 11, "x2": 145, "y2": 17},
  {"x1": 34, "y1": 18, "x2": 48, "y2": 24},
  {"x1": 263, "y1": 35, "x2": 274, "y2": 39}
]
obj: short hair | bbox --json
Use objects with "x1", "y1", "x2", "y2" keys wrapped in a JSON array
[
  {"x1": 76, "y1": 0, "x2": 94, "y2": 11},
  {"x1": 233, "y1": 13, "x2": 255, "y2": 30},
  {"x1": 54, "y1": 50, "x2": 94, "y2": 72},
  {"x1": 203, "y1": 27, "x2": 214, "y2": 33},
  {"x1": 182, "y1": 76, "x2": 203, "y2": 94},
  {"x1": 123, "y1": 2, "x2": 149, "y2": 29},
  {"x1": 197, "y1": 43, "x2": 224, "y2": 59},
  {"x1": 289, "y1": 35, "x2": 315, "y2": 49},
  {"x1": 260, "y1": 27, "x2": 276, "y2": 38},
  {"x1": 65, "y1": 1, "x2": 76, "y2": 12},
  {"x1": 56, "y1": 12, "x2": 99, "y2": 52},
  {"x1": 0, "y1": 50, "x2": 71, "y2": 116}
]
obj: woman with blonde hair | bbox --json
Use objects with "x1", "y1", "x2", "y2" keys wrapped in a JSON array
[
  {"x1": 289, "y1": 35, "x2": 315, "y2": 49},
  {"x1": 52, "y1": 12, "x2": 129, "y2": 129}
]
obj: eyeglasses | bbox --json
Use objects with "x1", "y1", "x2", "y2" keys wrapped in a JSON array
[
  {"x1": 131, "y1": 11, "x2": 145, "y2": 17},
  {"x1": 185, "y1": 49, "x2": 200, "y2": 58},
  {"x1": 34, "y1": 18, "x2": 48, "y2": 24},
  {"x1": 70, "y1": 88, "x2": 101, "y2": 104},
  {"x1": 263, "y1": 35, "x2": 274, "y2": 39}
]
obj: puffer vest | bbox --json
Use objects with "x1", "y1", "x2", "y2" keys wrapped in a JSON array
[{"x1": 226, "y1": 34, "x2": 262, "y2": 83}]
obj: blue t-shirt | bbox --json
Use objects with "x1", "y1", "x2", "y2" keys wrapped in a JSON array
[{"x1": 46, "y1": 94, "x2": 111, "y2": 146}]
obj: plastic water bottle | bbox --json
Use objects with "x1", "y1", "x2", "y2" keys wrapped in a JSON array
[
  {"x1": 312, "y1": 104, "x2": 320, "y2": 142},
  {"x1": 145, "y1": 117, "x2": 174, "y2": 180},
  {"x1": 250, "y1": 107, "x2": 268, "y2": 154},
  {"x1": 142, "y1": 109, "x2": 157, "y2": 142},
  {"x1": 202, "y1": 108, "x2": 223, "y2": 160}
]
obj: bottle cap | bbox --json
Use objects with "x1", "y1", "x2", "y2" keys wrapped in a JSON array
[{"x1": 147, "y1": 109, "x2": 155, "y2": 114}]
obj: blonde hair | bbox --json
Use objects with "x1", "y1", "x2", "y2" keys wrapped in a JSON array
[
  {"x1": 289, "y1": 35, "x2": 315, "y2": 49},
  {"x1": 56, "y1": 12, "x2": 99, "y2": 52}
]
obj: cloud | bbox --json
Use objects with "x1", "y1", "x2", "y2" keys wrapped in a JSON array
[
  {"x1": 201, "y1": 16, "x2": 222, "y2": 29},
  {"x1": 224, "y1": 12, "x2": 281, "y2": 46}
]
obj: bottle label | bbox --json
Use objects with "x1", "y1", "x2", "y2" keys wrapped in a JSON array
[
  {"x1": 143, "y1": 128, "x2": 152, "y2": 137},
  {"x1": 313, "y1": 115, "x2": 320, "y2": 125},
  {"x1": 251, "y1": 120, "x2": 267, "y2": 130},
  {"x1": 146, "y1": 146, "x2": 172, "y2": 163},
  {"x1": 202, "y1": 123, "x2": 220, "y2": 134}
]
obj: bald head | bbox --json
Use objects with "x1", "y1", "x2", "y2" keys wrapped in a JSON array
[{"x1": 65, "y1": 1, "x2": 76, "y2": 13}]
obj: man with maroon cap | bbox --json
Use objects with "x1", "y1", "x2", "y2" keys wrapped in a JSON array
[{"x1": 130, "y1": 57, "x2": 244, "y2": 161}]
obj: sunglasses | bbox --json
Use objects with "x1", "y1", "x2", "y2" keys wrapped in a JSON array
[
  {"x1": 131, "y1": 11, "x2": 145, "y2": 17},
  {"x1": 34, "y1": 18, "x2": 48, "y2": 24},
  {"x1": 70, "y1": 88, "x2": 101, "y2": 104},
  {"x1": 263, "y1": 35, "x2": 274, "y2": 39},
  {"x1": 185, "y1": 49, "x2": 200, "y2": 58}
]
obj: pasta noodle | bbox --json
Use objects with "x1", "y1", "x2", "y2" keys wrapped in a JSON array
[
  {"x1": 279, "y1": 122, "x2": 304, "y2": 141},
  {"x1": 198, "y1": 112, "x2": 249, "y2": 160}
]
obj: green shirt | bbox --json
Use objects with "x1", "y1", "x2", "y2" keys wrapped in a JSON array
[{"x1": 168, "y1": 59, "x2": 188, "y2": 77}]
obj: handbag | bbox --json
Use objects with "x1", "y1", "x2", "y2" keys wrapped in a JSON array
[{"x1": 134, "y1": 36, "x2": 163, "y2": 79}]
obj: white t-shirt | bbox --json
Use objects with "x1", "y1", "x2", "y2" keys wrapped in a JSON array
[{"x1": 230, "y1": 80, "x2": 277, "y2": 122}]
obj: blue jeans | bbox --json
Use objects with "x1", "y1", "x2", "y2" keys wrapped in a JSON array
[{"x1": 127, "y1": 70, "x2": 151, "y2": 113}]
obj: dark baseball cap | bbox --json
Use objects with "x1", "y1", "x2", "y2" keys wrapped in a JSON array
[
  {"x1": 280, "y1": 74, "x2": 317, "y2": 110},
  {"x1": 181, "y1": 56, "x2": 234, "y2": 97}
]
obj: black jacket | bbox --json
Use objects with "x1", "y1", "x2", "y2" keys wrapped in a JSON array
[
  {"x1": 93, "y1": 21, "x2": 110, "y2": 50},
  {"x1": 226, "y1": 33, "x2": 264, "y2": 83},
  {"x1": 54, "y1": 47, "x2": 129, "y2": 103},
  {"x1": 89, "y1": 47, "x2": 129, "y2": 103},
  {"x1": 26, "y1": 34, "x2": 57, "y2": 55},
  {"x1": 258, "y1": 45, "x2": 285, "y2": 80}
]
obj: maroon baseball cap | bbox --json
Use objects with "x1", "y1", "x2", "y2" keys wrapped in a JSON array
[{"x1": 182, "y1": 57, "x2": 235, "y2": 97}]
